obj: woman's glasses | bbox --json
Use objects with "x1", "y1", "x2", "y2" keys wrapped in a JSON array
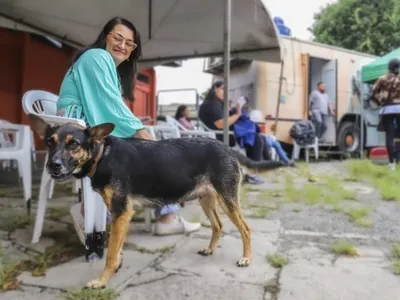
[{"x1": 108, "y1": 32, "x2": 137, "y2": 51}]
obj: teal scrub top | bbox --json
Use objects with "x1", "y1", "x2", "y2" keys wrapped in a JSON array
[{"x1": 57, "y1": 48, "x2": 144, "y2": 137}]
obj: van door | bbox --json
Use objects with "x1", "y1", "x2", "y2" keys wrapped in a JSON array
[{"x1": 321, "y1": 59, "x2": 338, "y2": 144}]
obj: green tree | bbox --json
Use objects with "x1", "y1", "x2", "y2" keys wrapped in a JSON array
[{"x1": 309, "y1": 0, "x2": 400, "y2": 56}]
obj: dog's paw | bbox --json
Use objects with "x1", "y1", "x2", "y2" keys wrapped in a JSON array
[
  {"x1": 85, "y1": 279, "x2": 106, "y2": 289},
  {"x1": 236, "y1": 257, "x2": 251, "y2": 267},
  {"x1": 197, "y1": 248, "x2": 213, "y2": 256}
]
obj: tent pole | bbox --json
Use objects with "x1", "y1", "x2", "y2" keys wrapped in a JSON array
[
  {"x1": 360, "y1": 97, "x2": 364, "y2": 159},
  {"x1": 223, "y1": 0, "x2": 231, "y2": 145},
  {"x1": 273, "y1": 60, "x2": 285, "y2": 136}
]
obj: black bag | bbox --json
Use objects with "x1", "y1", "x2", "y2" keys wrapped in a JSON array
[{"x1": 289, "y1": 120, "x2": 316, "y2": 146}]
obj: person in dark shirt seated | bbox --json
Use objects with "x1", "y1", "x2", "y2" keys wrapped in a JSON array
[{"x1": 199, "y1": 81, "x2": 269, "y2": 162}]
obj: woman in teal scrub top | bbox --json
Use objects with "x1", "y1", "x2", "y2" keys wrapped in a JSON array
[{"x1": 57, "y1": 17, "x2": 201, "y2": 243}]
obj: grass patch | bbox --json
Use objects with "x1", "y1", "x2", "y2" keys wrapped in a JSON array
[
  {"x1": 346, "y1": 160, "x2": 400, "y2": 201},
  {"x1": 267, "y1": 253, "x2": 289, "y2": 268},
  {"x1": 0, "y1": 213, "x2": 31, "y2": 233},
  {"x1": 338, "y1": 207, "x2": 372, "y2": 227},
  {"x1": 0, "y1": 224, "x2": 83, "y2": 291},
  {"x1": 282, "y1": 174, "x2": 357, "y2": 206},
  {"x1": 0, "y1": 263, "x2": 20, "y2": 291},
  {"x1": 47, "y1": 206, "x2": 70, "y2": 221},
  {"x1": 0, "y1": 182, "x2": 75, "y2": 199},
  {"x1": 331, "y1": 241, "x2": 359, "y2": 256},
  {"x1": 391, "y1": 243, "x2": 400, "y2": 275},
  {"x1": 249, "y1": 205, "x2": 278, "y2": 219},
  {"x1": 64, "y1": 288, "x2": 119, "y2": 300}
]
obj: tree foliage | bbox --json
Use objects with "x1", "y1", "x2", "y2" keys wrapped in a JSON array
[{"x1": 309, "y1": 0, "x2": 400, "y2": 56}]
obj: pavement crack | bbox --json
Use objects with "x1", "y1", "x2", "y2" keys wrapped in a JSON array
[
  {"x1": 126, "y1": 273, "x2": 175, "y2": 288},
  {"x1": 264, "y1": 269, "x2": 282, "y2": 300},
  {"x1": 20, "y1": 283, "x2": 66, "y2": 293}
]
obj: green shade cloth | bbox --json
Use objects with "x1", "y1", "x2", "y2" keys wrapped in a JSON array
[{"x1": 361, "y1": 47, "x2": 400, "y2": 83}]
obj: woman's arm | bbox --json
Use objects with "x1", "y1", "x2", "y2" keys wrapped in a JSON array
[
  {"x1": 134, "y1": 128, "x2": 153, "y2": 140},
  {"x1": 73, "y1": 49, "x2": 144, "y2": 138}
]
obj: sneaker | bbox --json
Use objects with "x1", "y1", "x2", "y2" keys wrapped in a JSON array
[
  {"x1": 70, "y1": 203, "x2": 85, "y2": 245},
  {"x1": 153, "y1": 215, "x2": 201, "y2": 236},
  {"x1": 389, "y1": 162, "x2": 396, "y2": 171},
  {"x1": 243, "y1": 174, "x2": 265, "y2": 185}
]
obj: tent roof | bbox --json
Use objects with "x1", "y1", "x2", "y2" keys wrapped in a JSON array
[
  {"x1": 0, "y1": 0, "x2": 283, "y2": 68},
  {"x1": 361, "y1": 47, "x2": 400, "y2": 83}
]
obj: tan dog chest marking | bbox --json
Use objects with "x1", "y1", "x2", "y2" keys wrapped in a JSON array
[{"x1": 99, "y1": 185, "x2": 113, "y2": 210}]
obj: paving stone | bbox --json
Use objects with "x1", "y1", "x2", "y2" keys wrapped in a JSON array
[
  {"x1": 279, "y1": 246, "x2": 400, "y2": 300},
  {"x1": 10, "y1": 228, "x2": 55, "y2": 254},
  {"x1": 18, "y1": 250, "x2": 157, "y2": 291},
  {"x1": 1, "y1": 290, "x2": 62, "y2": 300},
  {"x1": 160, "y1": 228, "x2": 278, "y2": 285},
  {"x1": 119, "y1": 274, "x2": 264, "y2": 300}
]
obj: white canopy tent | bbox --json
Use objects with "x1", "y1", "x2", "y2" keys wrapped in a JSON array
[{"x1": 0, "y1": 0, "x2": 283, "y2": 143}]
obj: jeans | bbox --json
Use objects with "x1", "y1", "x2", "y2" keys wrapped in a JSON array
[
  {"x1": 154, "y1": 204, "x2": 180, "y2": 217},
  {"x1": 265, "y1": 136, "x2": 290, "y2": 164},
  {"x1": 382, "y1": 114, "x2": 400, "y2": 163},
  {"x1": 243, "y1": 133, "x2": 273, "y2": 161},
  {"x1": 106, "y1": 204, "x2": 180, "y2": 223},
  {"x1": 311, "y1": 110, "x2": 327, "y2": 139}
]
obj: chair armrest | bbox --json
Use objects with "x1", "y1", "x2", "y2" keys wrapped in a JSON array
[
  {"x1": 212, "y1": 129, "x2": 235, "y2": 136},
  {"x1": 180, "y1": 130, "x2": 216, "y2": 139},
  {"x1": 35, "y1": 114, "x2": 86, "y2": 127},
  {"x1": 0, "y1": 124, "x2": 30, "y2": 149},
  {"x1": 0, "y1": 123, "x2": 29, "y2": 132}
]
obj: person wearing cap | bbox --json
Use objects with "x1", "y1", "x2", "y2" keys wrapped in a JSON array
[{"x1": 370, "y1": 58, "x2": 400, "y2": 170}]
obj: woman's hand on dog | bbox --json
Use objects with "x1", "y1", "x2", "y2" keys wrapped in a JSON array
[{"x1": 134, "y1": 129, "x2": 153, "y2": 140}]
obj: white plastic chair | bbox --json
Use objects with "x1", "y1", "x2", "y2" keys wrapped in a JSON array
[
  {"x1": 165, "y1": 115, "x2": 189, "y2": 131},
  {"x1": 292, "y1": 137, "x2": 319, "y2": 163},
  {"x1": 22, "y1": 90, "x2": 107, "y2": 261},
  {"x1": 0, "y1": 123, "x2": 32, "y2": 213},
  {"x1": 0, "y1": 119, "x2": 37, "y2": 170}
]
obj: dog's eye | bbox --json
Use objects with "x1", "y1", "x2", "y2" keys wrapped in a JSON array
[
  {"x1": 46, "y1": 138, "x2": 55, "y2": 148},
  {"x1": 69, "y1": 140, "x2": 80, "y2": 150}
]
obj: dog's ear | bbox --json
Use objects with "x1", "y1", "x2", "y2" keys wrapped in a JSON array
[
  {"x1": 27, "y1": 114, "x2": 49, "y2": 140},
  {"x1": 88, "y1": 123, "x2": 115, "y2": 142}
]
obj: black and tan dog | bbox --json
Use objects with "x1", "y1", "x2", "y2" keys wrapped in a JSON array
[{"x1": 28, "y1": 113, "x2": 286, "y2": 289}]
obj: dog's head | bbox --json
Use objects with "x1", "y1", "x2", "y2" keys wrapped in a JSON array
[{"x1": 28, "y1": 114, "x2": 114, "y2": 180}]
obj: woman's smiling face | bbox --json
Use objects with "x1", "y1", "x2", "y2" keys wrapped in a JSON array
[{"x1": 105, "y1": 24, "x2": 137, "y2": 65}]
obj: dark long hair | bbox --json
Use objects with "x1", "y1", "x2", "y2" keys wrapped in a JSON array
[
  {"x1": 72, "y1": 16, "x2": 142, "y2": 101},
  {"x1": 175, "y1": 105, "x2": 188, "y2": 120},
  {"x1": 388, "y1": 59, "x2": 400, "y2": 75},
  {"x1": 204, "y1": 81, "x2": 224, "y2": 102}
]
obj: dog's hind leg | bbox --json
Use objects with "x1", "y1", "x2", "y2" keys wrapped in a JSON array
[
  {"x1": 86, "y1": 199, "x2": 134, "y2": 289},
  {"x1": 197, "y1": 192, "x2": 223, "y2": 256}
]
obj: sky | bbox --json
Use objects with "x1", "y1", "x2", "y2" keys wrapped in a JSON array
[{"x1": 155, "y1": 0, "x2": 337, "y2": 106}]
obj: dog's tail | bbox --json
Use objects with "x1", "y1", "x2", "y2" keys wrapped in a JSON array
[{"x1": 231, "y1": 149, "x2": 286, "y2": 173}]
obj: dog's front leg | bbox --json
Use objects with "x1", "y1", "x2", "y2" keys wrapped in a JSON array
[{"x1": 86, "y1": 206, "x2": 134, "y2": 289}]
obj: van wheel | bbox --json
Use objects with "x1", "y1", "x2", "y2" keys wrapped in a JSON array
[{"x1": 338, "y1": 121, "x2": 360, "y2": 154}]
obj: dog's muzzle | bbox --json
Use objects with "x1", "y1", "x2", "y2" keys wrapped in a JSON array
[{"x1": 47, "y1": 158, "x2": 70, "y2": 179}]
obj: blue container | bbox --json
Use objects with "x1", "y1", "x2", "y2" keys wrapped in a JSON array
[{"x1": 273, "y1": 17, "x2": 291, "y2": 36}]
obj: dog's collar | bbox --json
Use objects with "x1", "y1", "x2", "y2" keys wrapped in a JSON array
[{"x1": 87, "y1": 142, "x2": 104, "y2": 177}]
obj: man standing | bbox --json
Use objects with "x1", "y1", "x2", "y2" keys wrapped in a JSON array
[{"x1": 309, "y1": 81, "x2": 335, "y2": 142}]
